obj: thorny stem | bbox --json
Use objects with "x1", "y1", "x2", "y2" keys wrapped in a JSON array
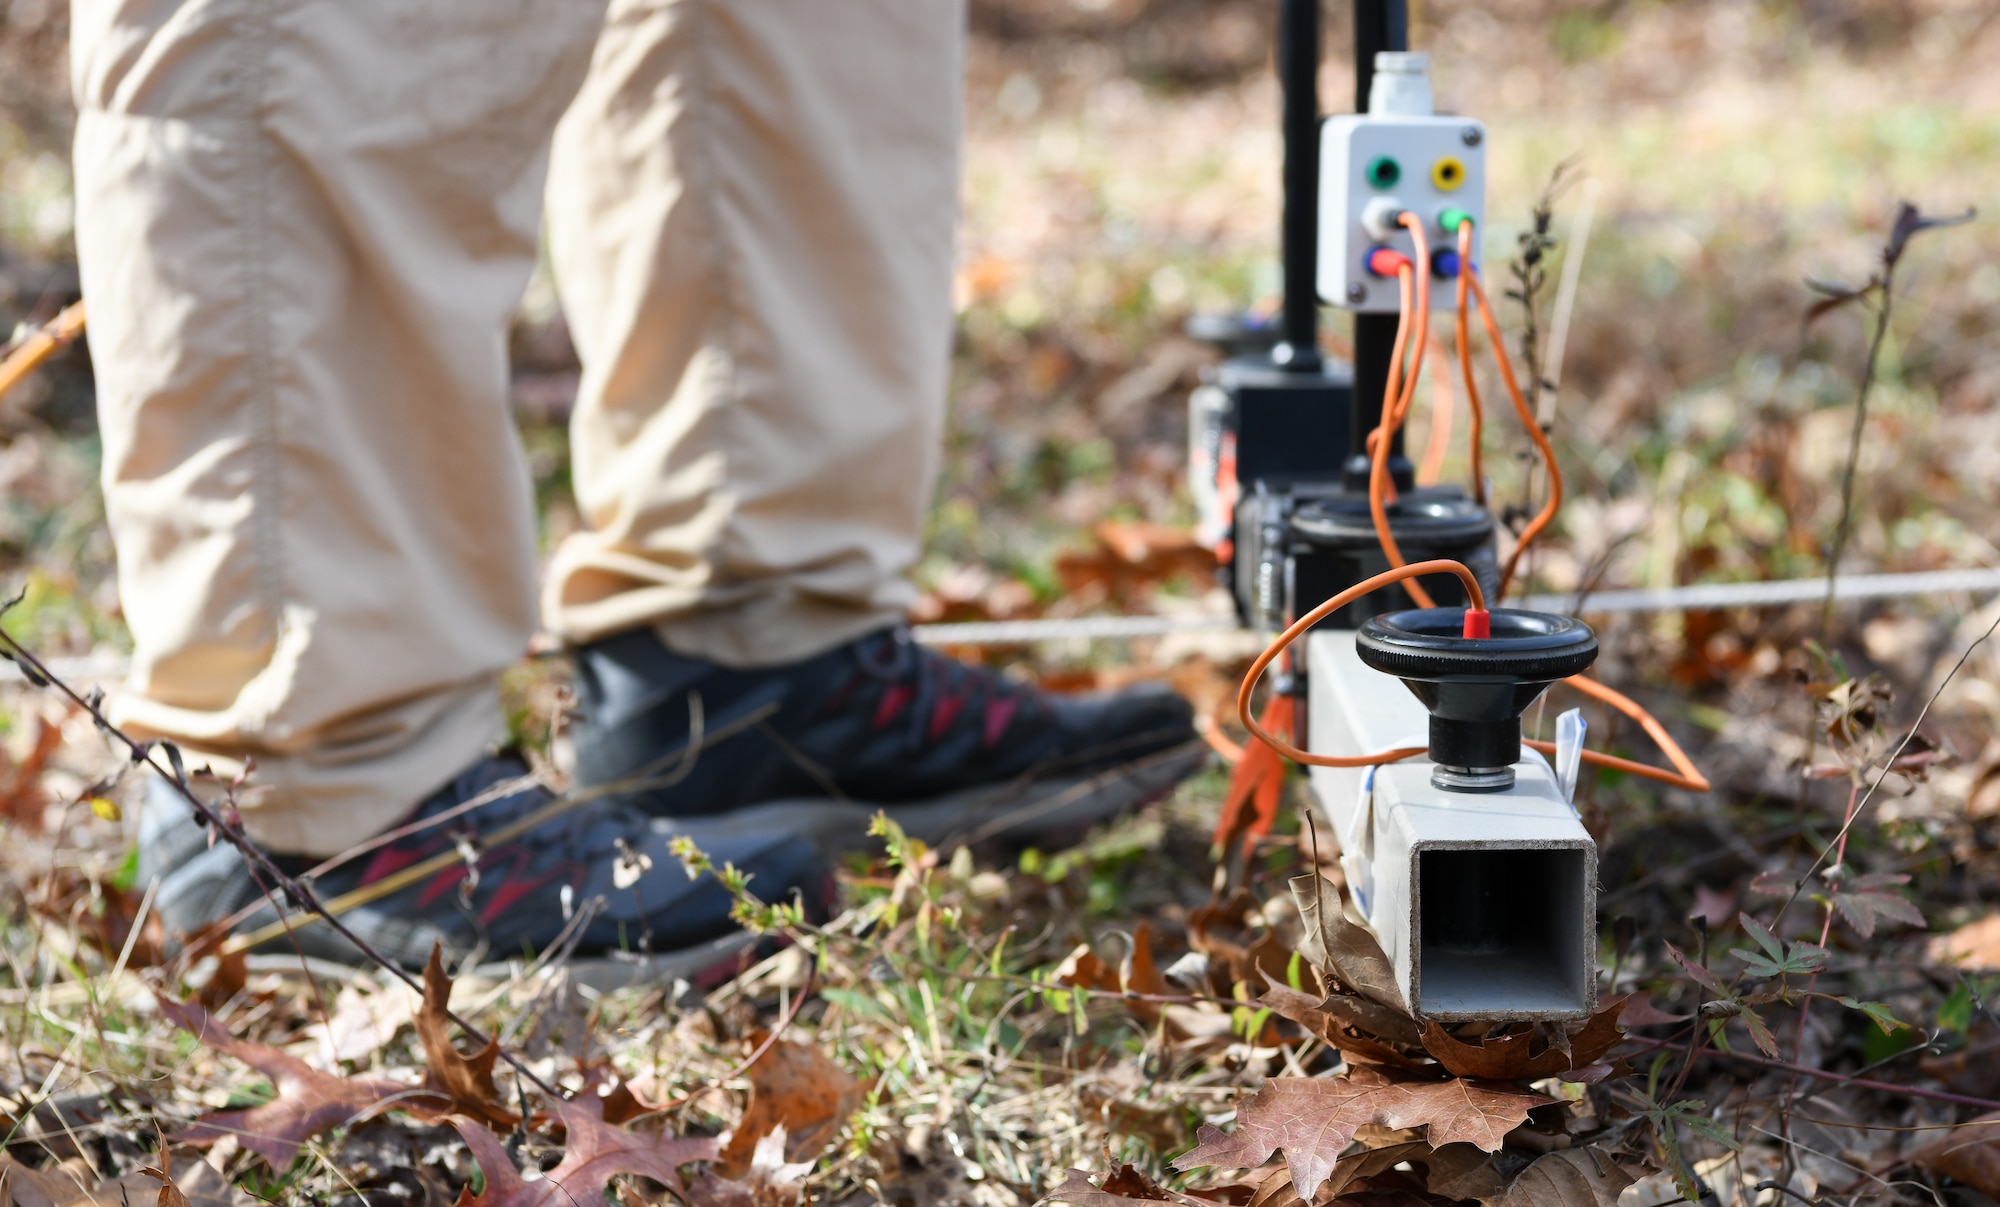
[
  {"x1": 0, "y1": 621, "x2": 562, "y2": 1100},
  {"x1": 1820, "y1": 276, "x2": 1896, "y2": 641}
]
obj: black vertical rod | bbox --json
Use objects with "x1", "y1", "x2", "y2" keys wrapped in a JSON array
[
  {"x1": 1273, "y1": 0, "x2": 1322, "y2": 373},
  {"x1": 1344, "y1": 0, "x2": 1413, "y2": 491}
]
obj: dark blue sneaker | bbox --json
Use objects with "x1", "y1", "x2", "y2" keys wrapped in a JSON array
[
  {"x1": 136, "y1": 754, "x2": 840, "y2": 971},
  {"x1": 571, "y1": 625, "x2": 1202, "y2": 844}
]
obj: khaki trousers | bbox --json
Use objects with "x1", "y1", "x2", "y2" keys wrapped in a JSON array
[{"x1": 73, "y1": 0, "x2": 962, "y2": 856}]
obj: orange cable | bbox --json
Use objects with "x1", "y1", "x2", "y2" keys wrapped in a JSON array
[
  {"x1": 1414, "y1": 330, "x2": 1455, "y2": 487},
  {"x1": 1453, "y1": 221, "x2": 1486, "y2": 505},
  {"x1": 1526, "y1": 674, "x2": 1712, "y2": 791},
  {"x1": 1237, "y1": 559, "x2": 1484, "y2": 768},
  {"x1": 1466, "y1": 267, "x2": 1560, "y2": 599},
  {"x1": 1367, "y1": 214, "x2": 1438, "y2": 607}
]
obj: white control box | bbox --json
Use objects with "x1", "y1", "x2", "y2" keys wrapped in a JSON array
[{"x1": 1316, "y1": 115, "x2": 1487, "y2": 314}]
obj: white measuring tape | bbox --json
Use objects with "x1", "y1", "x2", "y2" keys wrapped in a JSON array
[
  {"x1": 5, "y1": 566, "x2": 1997, "y2": 680},
  {"x1": 910, "y1": 566, "x2": 2000, "y2": 646}
]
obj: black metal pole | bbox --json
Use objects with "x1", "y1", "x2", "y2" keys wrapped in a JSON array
[
  {"x1": 1273, "y1": 0, "x2": 1322, "y2": 373},
  {"x1": 1345, "y1": 0, "x2": 1414, "y2": 491}
]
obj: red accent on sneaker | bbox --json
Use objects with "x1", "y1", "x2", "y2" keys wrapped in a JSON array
[
  {"x1": 873, "y1": 683, "x2": 914, "y2": 730},
  {"x1": 982, "y1": 695, "x2": 1019, "y2": 749},
  {"x1": 416, "y1": 863, "x2": 471, "y2": 908},
  {"x1": 357, "y1": 843, "x2": 427, "y2": 886},
  {"x1": 479, "y1": 869, "x2": 563, "y2": 925},
  {"x1": 927, "y1": 690, "x2": 968, "y2": 742}
]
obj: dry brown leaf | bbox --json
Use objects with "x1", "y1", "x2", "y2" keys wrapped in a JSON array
[
  {"x1": 157, "y1": 995, "x2": 427, "y2": 1168},
  {"x1": 1288, "y1": 874, "x2": 1407, "y2": 1014},
  {"x1": 1257, "y1": 979, "x2": 1429, "y2": 1069},
  {"x1": 0, "y1": 713, "x2": 63, "y2": 829},
  {"x1": 1616, "y1": 994, "x2": 1690, "y2": 1027},
  {"x1": 1928, "y1": 913, "x2": 2000, "y2": 971},
  {"x1": 301, "y1": 976, "x2": 416, "y2": 1067},
  {"x1": 1244, "y1": 1165, "x2": 1303, "y2": 1207},
  {"x1": 1494, "y1": 1148, "x2": 1640, "y2": 1207},
  {"x1": 1188, "y1": 890, "x2": 1292, "y2": 995},
  {"x1": 417, "y1": 944, "x2": 520, "y2": 1129},
  {"x1": 1267, "y1": 1138, "x2": 1502, "y2": 1204},
  {"x1": 0, "y1": 1145, "x2": 251, "y2": 1207},
  {"x1": 716, "y1": 1034, "x2": 866, "y2": 1178},
  {"x1": 1078, "y1": 1086, "x2": 1189, "y2": 1151},
  {"x1": 178, "y1": 923, "x2": 248, "y2": 1011},
  {"x1": 1128, "y1": 921, "x2": 1169, "y2": 998},
  {"x1": 137, "y1": 1149, "x2": 190, "y2": 1207},
  {"x1": 1039, "y1": 1165, "x2": 1218, "y2": 1206},
  {"x1": 451, "y1": 1095, "x2": 719, "y2": 1207},
  {"x1": 1054, "y1": 522, "x2": 1216, "y2": 604},
  {"x1": 680, "y1": 1126, "x2": 814, "y2": 1207},
  {"x1": 1056, "y1": 943, "x2": 1123, "y2": 994},
  {"x1": 1172, "y1": 1068, "x2": 1551, "y2": 1201},
  {"x1": 581, "y1": 1065, "x2": 667, "y2": 1126},
  {"x1": 1420, "y1": 998, "x2": 1628, "y2": 1081},
  {"x1": 1910, "y1": 1110, "x2": 2000, "y2": 1196}
]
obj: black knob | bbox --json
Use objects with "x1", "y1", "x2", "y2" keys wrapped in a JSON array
[{"x1": 1355, "y1": 608, "x2": 1598, "y2": 791}]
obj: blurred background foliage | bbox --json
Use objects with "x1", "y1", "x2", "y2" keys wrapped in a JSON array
[{"x1": 1, "y1": 0, "x2": 1997, "y2": 699}]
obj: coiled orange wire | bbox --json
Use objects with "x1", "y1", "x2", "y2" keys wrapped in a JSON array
[{"x1": 1231, "y1": 212, "x2": 1709, "y2": 793}]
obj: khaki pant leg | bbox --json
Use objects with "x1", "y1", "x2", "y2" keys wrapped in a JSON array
[
  {"x1": 72, "y1": 0, "x2": 606, "y2": 856},
  {"x1": 543, "y1": 0, "x2": 965, "y2": 668}
]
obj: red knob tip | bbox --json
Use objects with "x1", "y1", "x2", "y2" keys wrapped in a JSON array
[{"x1": 1462, "y1": 609, "x2": 1491, "y2": 639}]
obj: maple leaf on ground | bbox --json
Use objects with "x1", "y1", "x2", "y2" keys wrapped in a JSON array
[
  {"x1": 452, "y1": 1095, "x2": 719, "y2": 1207},
  {"x1": 418, "y1": 944, "x2": 520, "y2": 1129},
  {"x1": 1172, "y1": 1068, "x2": 1550, "y2": 1201},
  {"x1": 157, "y1": 995, "x2": 429, "y2": 1169},
  {"x1": 1420, "y1": 996, "x2": 1629, "y2": 1081},
  {"x1": 715, "y1": 1033, "x2": 868, "y2": 1178}
]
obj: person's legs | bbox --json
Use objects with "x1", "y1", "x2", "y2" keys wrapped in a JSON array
[
  {"x1": 74, "y1": 0, "x2": 605, "y2": 857},
  {"x1": 543, "y1": 0, "x2": 959, "y2": 667},
  {"x1": 544, "y1": 0, "x2": 1199, "y2": 835},
  {"x1": 81, "y1": 0, "x2": 843, "y2": 964}
]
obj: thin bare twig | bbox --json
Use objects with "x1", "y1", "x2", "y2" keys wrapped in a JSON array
[{"x1": 0, "y1": 614, "x2": 562, "y2": 1099}]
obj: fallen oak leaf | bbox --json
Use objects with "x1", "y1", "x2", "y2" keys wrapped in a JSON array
[
  {"x1": 156, "y1": 995, "x2": 429, "y2": 1168},
  {"x1": 1420, "y1": 997, "x2": 1628, "y2": 1081},
  {"x1": 418, "y1": 944, "x2": 520, "y2": 1129},
  {"x1": 451, "y1": 1095, "x2": 719, "y2": 1207},
  {"x1": 1494, "y1": 1147, "x2": 1640, "y2": 1207},
  {"x1": 1171, "y1": 1068, "x2": 1550, "y2": 1203},
  {"x1": 716, "y1": 1033, "x2": 867, "y2": 1178}
]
